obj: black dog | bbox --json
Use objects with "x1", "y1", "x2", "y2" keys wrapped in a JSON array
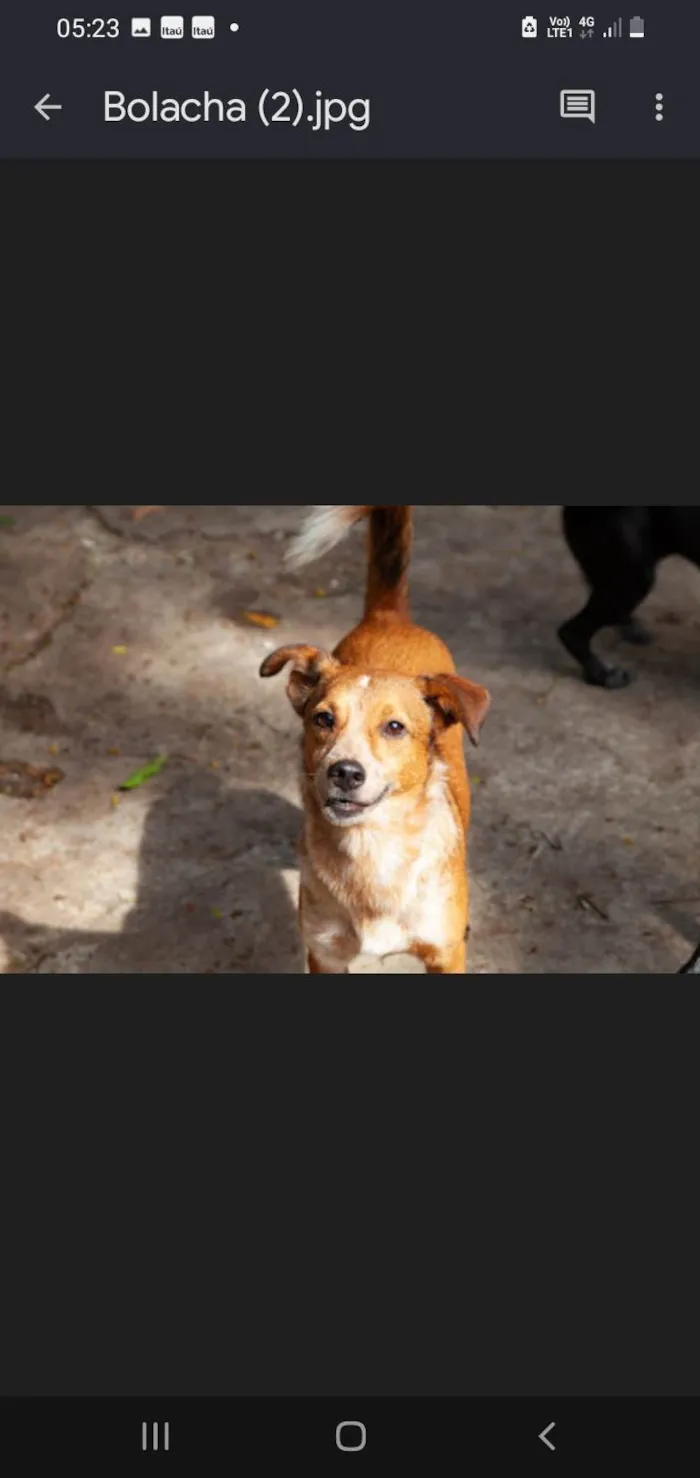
[{"x1": 558, "y1": 507, "x2": 700, "y2": 688}]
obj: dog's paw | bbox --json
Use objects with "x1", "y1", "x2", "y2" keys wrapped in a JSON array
[
  {"x1": 619, "y1": 618, "x2": 653, "y2": 647},
  {"x1": 585, "y1": 661, "x2": 634, "y2": 689}
]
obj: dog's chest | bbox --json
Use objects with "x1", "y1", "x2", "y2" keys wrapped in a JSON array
[
  {"x1": 303, "y1": 804, "x2": 459, "y2": 965},
  {"x1": 357, "y1": 885, "x2": 447, "y2": 958},
  {"x1": 353, "y1": 834, "x2": 450, "y2": 954}
]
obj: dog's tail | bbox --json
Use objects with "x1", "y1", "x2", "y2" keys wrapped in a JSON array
[
  {"x1": 285, "y1": 505, "x2": 412, "y2": 618},
  {"x1": 679, "y1": 942, "x2": 700, "y2": 973}
]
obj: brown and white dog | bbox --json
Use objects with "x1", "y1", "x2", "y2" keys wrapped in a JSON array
[{"x1": 260, "y1": 506, "x2": 490, "y2": 974}]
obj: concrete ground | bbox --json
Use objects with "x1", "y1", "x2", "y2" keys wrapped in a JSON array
[{"x1": 1, "y1": 504, "x2": 698, "y2": 975}]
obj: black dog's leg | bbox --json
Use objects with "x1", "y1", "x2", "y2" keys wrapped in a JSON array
[
  {"x1": 559, "y1": 577, "x2": 653, "y2": 688},
  {"x1": 618, "y1": 616, "x2": 653, "y2": 646},
  {"x1": 559, "y1": 508, "x2": 657, "y2": 687}
]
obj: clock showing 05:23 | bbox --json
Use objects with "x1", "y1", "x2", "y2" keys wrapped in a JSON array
[{"x1": 56, "y1": 17, "x2": 120, "y2": 37}]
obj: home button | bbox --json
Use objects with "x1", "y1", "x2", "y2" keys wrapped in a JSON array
[{"x1": 336, "y1": 1421, "x2": 367, "y2": 1451}]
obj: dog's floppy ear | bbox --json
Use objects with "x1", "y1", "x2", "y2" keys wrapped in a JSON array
[
  {"x1": 420, "y1": 673, "x2": 491, "y2": 747},
  {"x1": 259, "y1": 644, "x2": 339, "y2": 716}
]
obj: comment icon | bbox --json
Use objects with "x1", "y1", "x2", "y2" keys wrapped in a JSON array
[{"x1": 560, "y1": 89, "x2": 596, "y2": 124}]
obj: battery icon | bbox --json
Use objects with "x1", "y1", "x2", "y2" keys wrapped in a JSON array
[{"x1": 630, "y1": 16, "x2": 644, "y2": 37}]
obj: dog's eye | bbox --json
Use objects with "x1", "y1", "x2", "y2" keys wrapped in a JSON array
[
  {"x1": 312, "y1": 710, "x2": 335, "y2": 730},
  {"x1": 384, "y1": 720, "x2": 406, "y2": 737}
]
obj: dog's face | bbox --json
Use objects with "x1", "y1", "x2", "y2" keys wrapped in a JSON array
[
  {"x1": 260, "y1": 646, "x2": 490, "y2": 827},
  {"x1": 302, "y1": 667, "x2": 438, "y2": 824}
]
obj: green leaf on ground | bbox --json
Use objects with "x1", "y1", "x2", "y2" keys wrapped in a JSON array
[{"x1": 118, "y1": 753, "x2": 168, "y2": 791}]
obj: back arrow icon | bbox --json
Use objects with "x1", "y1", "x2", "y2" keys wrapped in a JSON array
[
  {"x1": 35, "y1": 93, "x2": 62, "y2": 121},
  {"x1": 539, "y1": 1421, "x2": 556, "y2": 1451}
]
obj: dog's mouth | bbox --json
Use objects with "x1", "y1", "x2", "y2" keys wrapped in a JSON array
[{"x1": 324, "y1": 785, "x2": 390, "y2": 822}]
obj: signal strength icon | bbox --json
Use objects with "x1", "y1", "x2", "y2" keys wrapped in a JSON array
[{"x1": 602, "y1": 17, "x2": 623, "y2": 36}]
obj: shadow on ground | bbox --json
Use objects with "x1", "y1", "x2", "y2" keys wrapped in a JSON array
[{"x1": 0, "y1": 774, "x2": 303, "y2": 974}]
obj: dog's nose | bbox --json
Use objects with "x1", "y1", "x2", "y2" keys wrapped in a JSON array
[{"x1": 327, "y1": 759, "x2": 366, "y2": 792}]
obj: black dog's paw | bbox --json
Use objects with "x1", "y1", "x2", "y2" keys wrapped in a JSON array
[
  {"x1": 602, "y1": 665, "x2": 634, "y2": 689},
  {"x1": 619, "y1": 618, "x2": 653, "y2": 647},
  {"x1": 558, "y1": 621, "x2": 635, "y2": 689},
  {"x1": 585, "y1": 661, "x2": 634, "y2": 689}
]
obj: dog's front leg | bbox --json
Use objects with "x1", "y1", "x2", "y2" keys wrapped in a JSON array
[
  {"x1": 414, "y1": 940, "x2": 467, "y2": 974},
  {"x1": 300, "y1": 887, "x2": 355, "y2": 973},
  {"x1": 307, "y1": 951, "x2": 348, "y2": 974}
]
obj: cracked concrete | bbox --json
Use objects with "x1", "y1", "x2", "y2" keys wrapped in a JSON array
[{"x1": 1, "y1": 504, "x2": 699, "y2": 974}]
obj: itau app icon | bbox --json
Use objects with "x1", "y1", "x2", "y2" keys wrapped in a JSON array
[{"x1": 160, "y1": 16, "x2": 184, "y2": 38}]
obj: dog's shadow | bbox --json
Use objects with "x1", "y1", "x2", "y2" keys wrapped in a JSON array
[{"x1": 0, "y1": 773, "x2": 304, "y2": 975}]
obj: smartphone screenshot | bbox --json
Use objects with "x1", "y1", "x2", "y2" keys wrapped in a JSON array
[
  {"x1": 2, "y1": 2, "x2": 698, "y2": 1469},
  {"x1": 0, "y1": 4, "x2": 694, "y2": 157},
  {"x1": 1, "y1": 500, "x2": 698, "y2": 1469}
]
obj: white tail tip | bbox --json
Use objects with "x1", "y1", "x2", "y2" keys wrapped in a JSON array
[{"x1": 284, "y1": 505, "x2": 355, "y2": 569}]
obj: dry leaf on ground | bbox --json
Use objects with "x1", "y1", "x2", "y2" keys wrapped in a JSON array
[
  {"x1": 242, "y1": 611, "x2": 280, "y2": 629},
  {"x1": 0, "y1": 760, "x2": 65, "y2": 799}
]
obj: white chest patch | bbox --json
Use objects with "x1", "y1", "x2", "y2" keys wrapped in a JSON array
[
  {"x1": 302, "y1": 764, "x2": 462, "y2": 969},
  {"x1": 355, "y1": 843, "x2": 454, "y2": 957}
]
